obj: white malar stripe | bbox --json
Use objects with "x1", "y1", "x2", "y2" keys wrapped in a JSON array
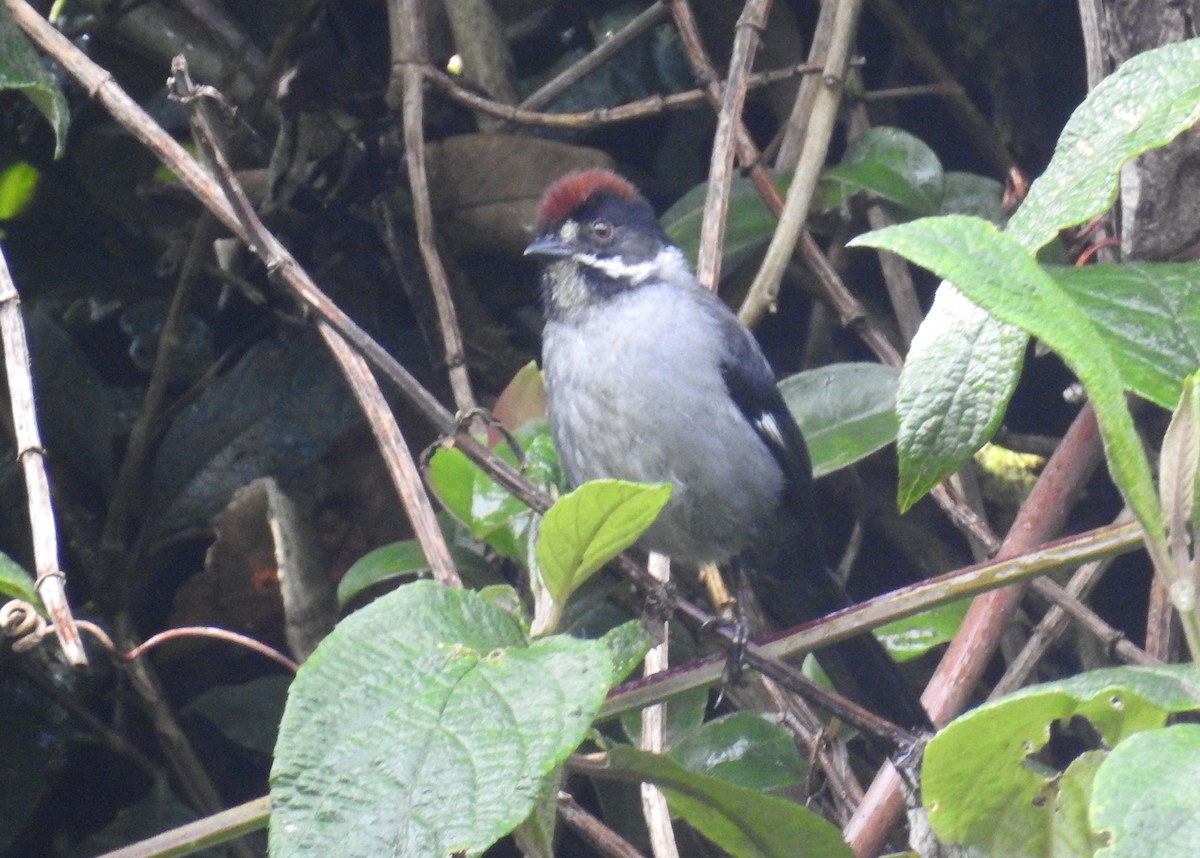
[
  {"x1": 579, "y1": 252, "x2": 659, "y2": 283},
  {"x1": 577, "y1": 246, "x2": 689, "y2": 286}
]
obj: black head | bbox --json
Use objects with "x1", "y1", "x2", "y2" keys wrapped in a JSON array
[{"x1": 526, "y1": 170, "x2": 679, "y2": 313}]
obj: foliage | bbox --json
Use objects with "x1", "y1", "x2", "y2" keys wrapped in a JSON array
[
  {"x1": 0, "y1": 1, "x2": 1198, "y2": 856},
  {"x1": 270, "y1": 580, "x2": 643, "y2": 857},
  {"x1": 922, "y1": 665, "x2": 1200, "y2": 857}
]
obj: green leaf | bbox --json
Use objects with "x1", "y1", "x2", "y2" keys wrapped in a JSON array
[
  {"x1": 184, "y1": 676, "x2": 291, "y2": 755},
  {"x1": 336, "y1": 521, "x2": 497, "y2": 607},
  {"x1": 1161, "y1": 374, "x2": 1200, "y2": 587},
  {"x1": 0, "y1": 161, "x2": 38, "y2": 220},
  {"x1": 883, "y1": 39, "x2": 1200, "y2": 510},
  {"x1": 536, "y1": 479, "x2": 670, "y2": 605},
  {"x1": 938, "y1": 172, "x2": 1005, "y2": 223},
  {"x1": 778, "y1": 362, "x2": 900, "y2": 477},
  {"x1": 819, "y1": 127, "x2": 944, "y2": 216},
  {"x1": 0, "y1": 551, "x2": 40, "y2": 611},
  {"x1": 922, "y1": 664, "x2": 1200, "y2": 857},
  {"x1": 337, "y1": 540, "x2": 430, "y2": 606},
  {"x1": 1090, "y1": 724, "x2": 1200, "y2": 857},
  {"x1": 893, "y1": 286, "x2": 1025, "y2": 511},
  {"x1": 619, "y1": 683, "x2": 709, "y2": 752},
  {"x1": 668, "y1": 713, "x2": 808, "y2": 791},
  {"x1": 603, "y1": 746, "x2": 852, "y2": 858},
  {"x1": 852, "y1": 216, "x2": 1165, "y2": 558},
  {"x1": 1006, "y1": 38, "x2": 1200, "y2": 249},
  {"x1": 426, "y1": 421, "x2": 562, "y2": 563},
  {"x1": 662, "y1": 176, "x2": 778, "y2": 273},
  {"x1": 0, "y1": 7, "x2": 69, "y2": 158},
  {"x1": 1054, "y1": 751, "x2": 1110, "y2": 858},
  {"x1": 875, "y1": 598, "x2": 969, "y2": 663},
  {"x1": 599, "y1": 620, "x2": 654, "y2": 683},
  {"x1": 271, "y1": 580, "x2": 619, "y2": 857},
  {"x1": 1047, "y1": 263, "x2": 1200, "y2": 410}
]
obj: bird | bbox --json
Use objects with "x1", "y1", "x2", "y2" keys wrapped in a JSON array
[{"x1": 524, "y1": 168, "x2": 930, "y2": 732}]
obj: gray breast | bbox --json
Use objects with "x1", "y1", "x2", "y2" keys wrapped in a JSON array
[{"x1": 543, "y1": 285, "x2": 784, "y2": 563}]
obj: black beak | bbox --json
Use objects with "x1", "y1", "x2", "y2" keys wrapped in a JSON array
[{"x1": 524, "y1": 234, "x2": 573, "y2": 259}]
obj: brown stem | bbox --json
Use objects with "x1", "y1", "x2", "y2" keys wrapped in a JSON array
[
  {"x1": 0, "y1": 248, "x2": 86, "y2": 664},
  {"x1": 846, "y1": 403, "x2": 1105, "y2": 856},
  {"x1": 169, "y1": 59, "x2": 462, "y2": 589},
  {"x1": 425, "y1": 60, "x2": 838, "y2": 129},
  {"x1": 695, "y1": 0, "x2": 773, "y2": 290},
  {"x1": 389, "y1": 0, "x2": 477, "y2": 415},
  {"x1": 557, "y1": 791, "x2": 647, "y2": 858},
  {"x1": 520, "y1": 1, "x2": 670, "y2": 112}
]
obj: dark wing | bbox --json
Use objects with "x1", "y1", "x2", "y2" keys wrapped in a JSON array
[
  {"x1": 715, "y1": 317, "x2": 824, "y2": 559},
  {"x1": 716, "y1": 317, "x2": 932, "y2": 731}
]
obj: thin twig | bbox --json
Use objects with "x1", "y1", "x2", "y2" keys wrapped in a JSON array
[
  {"x1": 114, "y1": 614, "x2": 250, "y2": 852},
  {"x1": 522, "y1": 1, "x2": 671, "y2": 112},
  {"x1": 740, "y1": 0, "x2": 864, "y2": 324},
  {"x1": 0, "y1": 246, "x2": 86, "y2": 664},
  {"x1": 557, "y1": 792, "x2": 647, "y2": 858},
  {"x1": 640, "y1": 553, "x2": 678, "y2": 858},
  {"x1": 119, "y1": 625, "x2": 300, "y2": 672},
  {"x1": 773, "y1": 0, "x2": 837, "y2": 169},
  {"x1": 859, "y1": 82, "x2": 961, "y2": 101},
  {"x1": 99, "y1": 215, "x2": 216, "y2": 611},
  {"x1": 601, "y1": 516, "x2": 1143, "y2": 721},
  {"x1": 389, "y1": 0, "x2": 477, "y2": 415},
  {"x1": 695, "y1": 0, "x2": 772, "y2": 289},
  {"x1": 425, "y1": 59, "x2": 838, "y2": 129},
  {"x1": 319, "y1": 328, "x2": 462, "y2": 587},
  {"x1": 95, "y1": 796, "x2": 271, "y2": 858},
  {"x1": 168, "y1": 58, "x2": 461, "y2": 589},
  {"x1": 991, "y1": 509, "x2": 1155, "y2": 697}
]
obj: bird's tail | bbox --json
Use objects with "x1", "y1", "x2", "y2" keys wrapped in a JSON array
[{"x1": 746, "y1": 557, "x2": 932, "y2": 733}]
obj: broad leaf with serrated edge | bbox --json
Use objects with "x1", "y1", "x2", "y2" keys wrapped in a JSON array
[{"x1": 271, "y1": 581, "x2": 622, "y2": 858}]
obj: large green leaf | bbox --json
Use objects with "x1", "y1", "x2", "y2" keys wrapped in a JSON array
[
  {"x1": 1047, "y1": 263, "x2": 1200, "y2": 411},
  {"x1": 271, "y1": 581, "x2": 623, "y2": 857},
  {"x1": 1006, "y1": 39, "x2": 1200, "y2": 249},
  {"x1": 890, "y1": 38, "x2": 1200, "y2": 508},
  {"x1": 778, "y1": 362, "x2": 901, "y2": 477},
  {"x1": 922, "y1": 665, "x2": 1200, "y2": 857},
  {"x1": 853, "y1": 216, "x2": 1164, "y2": 557},
  {"x1": 894, "y1": 287, "x2": 1025, "y2": 510}
]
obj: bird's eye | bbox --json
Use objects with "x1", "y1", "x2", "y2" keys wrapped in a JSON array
[{"x1": 590, "y1": 219, "x2": 614, "y2": 242}]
